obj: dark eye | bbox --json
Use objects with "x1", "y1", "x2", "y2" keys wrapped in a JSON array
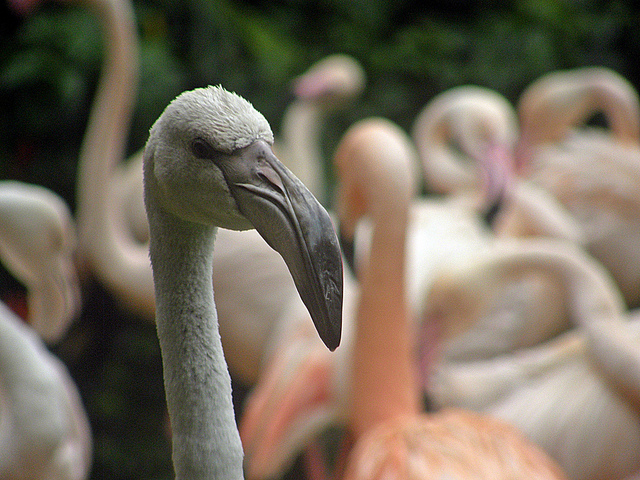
[{"x1": 191, "y1": 138, "x2": 215, "y2": 159}]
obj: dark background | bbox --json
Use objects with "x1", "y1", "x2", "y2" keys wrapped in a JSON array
[{"x1": 1, "y1": 1, "x2": 639, "y2": 478}]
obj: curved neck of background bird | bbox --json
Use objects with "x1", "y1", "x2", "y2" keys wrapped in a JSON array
[
  {"x1": 349, "y1": 203, "x2": 419, "y2": 437},
  {"x1": 517, "y1": 73, "x2": 640, "y2": 171},
  {"x1": 147, "y1": 205, "x2": 244, "y2": 480},
  {"x1": 488, "y1": 242, "x2": 640, "y2": 410},
  {"x1": 414, "y1": 111, "x2": 478, "y2": 196},
  {"x1": 587, "y1": 81, "x2": 640, "y2": 145},
  {"x1": 488, "y1": 244, "x2": 625, "y2": 329},
  {"x1": 74, "y1": 0, "x2": 154, "y2": 311},
  {"x1": 77, "y1": 0, "x2": 138, "y2": 236},
  {"x1": 280, "y1": 101, "x2": 326, "y2": 202}
]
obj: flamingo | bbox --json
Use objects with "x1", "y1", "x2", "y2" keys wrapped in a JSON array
[
  {"x1": 240, "y1": 118, "x2": 565, "y2": 479},
  {"x1": 0, "y1": 181, "x2": 91, "y2": 480},
  {"x1": 411, "y1": 85, "x2": 583, "y2": 244},
  {"x1": 0, "y1": 303, "x2": 92, "y2": 480},
  {"x1": 412, "y1": 85, "x2": 519, "y2": 197},
  {"x1": 342, "y1": 408, "x2": 566, "y2": 480},
  {"x1": 276, "y1": 53, "x2": 366, "y2": 203},
  {"x1": 515, "y1": 66, "x2": 640, "y2": 307},
  {"x1": 142, "y1": 85, "x2": 343, "y2": 479},
  {"x1": 422, "y1": 239, "x2": 640, "y2": 480},
  {"x1": 0, "y1": 181, "x2": 81, "y2": 342},
  {"x1": 516, "y1": 66, "x2": 640, "y2": 166},
  {"x1": 9, "y1": 0, "x2": 156, "y2": 316}
]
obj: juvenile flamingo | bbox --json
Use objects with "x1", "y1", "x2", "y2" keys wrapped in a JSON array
[{"x1": 142, "y1": 85, "x2": 343, "y2": 479}]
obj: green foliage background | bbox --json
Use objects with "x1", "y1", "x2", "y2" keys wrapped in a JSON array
[{"x1": 1, "y1": 1, "x2": 639, "y2": 478}]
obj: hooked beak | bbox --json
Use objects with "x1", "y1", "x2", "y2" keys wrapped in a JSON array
[{"x1": 218, "y1": 140, "x2": 343, "y2": 351}]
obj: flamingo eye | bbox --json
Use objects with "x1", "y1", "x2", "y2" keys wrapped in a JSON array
[{"x1": 191, "y1": 138, "x2": 216, "y2": 159}]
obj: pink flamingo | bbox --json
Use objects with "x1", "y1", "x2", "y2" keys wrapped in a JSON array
[
  {"x1": 422, "y1": 239, "x2": 640, "y2": 480},
  {"x1": 412, "y1": 85, "x2": 518, "y2": 197},
  {"x1": 412, "y1": 85, "x2": 583, "y2": 243},
  {"x1": 277, "y1": 54, "x2": 366, "y2": 202},
  {"x1": 334, "y1": 118, "x2": 565, "y2": 480},
  {"x1": 516, "y1": 67, "x2": 640, "y2": 307},
  {"x1": 241, "y1": 118, "x2": 566, "y2": 480}
]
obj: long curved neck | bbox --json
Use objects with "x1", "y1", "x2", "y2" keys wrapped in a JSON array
[
  {"x1": 349, "y1": 203, "x2": 420, "y2": 437},
  {"x1": 74, "y1": 0, "x2": 155, "y2": 314},
  {"x1": 487, "y1": 242, "x2": 625, "y2": 326},
  {"x1": 413, "y1": 112, "x2": 477, "y2": 196},
  {"x1": 518, "y1": 72, "x2": 640, "y2": 168},
  {"x1": 279, "y1": 101, "x2": 325, "y2": 201},
  {"x1": 146, "y1": 200, "x2": 244, "y2": 479},
  {"x1": 482, "y1": 241, "x2": 640, "y2": 408},
  {"x1": 586, "y1": 80, "x2": 640, "y2": 144},
  {"x1": 76, "y1": 0, "x2": 138, "y2": 237}
]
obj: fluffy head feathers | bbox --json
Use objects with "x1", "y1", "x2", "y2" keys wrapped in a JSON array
[{"x1": 151, "y1": 85, "x2": 274, "y2": 154}]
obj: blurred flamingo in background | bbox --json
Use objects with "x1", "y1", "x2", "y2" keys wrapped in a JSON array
[
  {"x1": 516, "y1": 66, "x2": 640, "y2": 307},
  {"x1": 0, "y1": 181, "x2": 91, "y2": 480},
  {"x1": 516, "y1": 67, "x2": 640, "y2": 165},
  {"x1": 411, "y1": 85, "x2": 583, "y2": 244},
  {"x1": 336, "y1": 118, "x2": 564, "y2": 480},
  {"x1": 9, "y1": 0, "x2": 156, "y2": 317},
  {"x1": 0, "y1": 303, "x2": 92, "y2": 480},
  {"x1": 422, "y1": 239, "x2": 640, "y2": 480},
  {"x1": 0, "y1": 181, "x2": 81, "y2": 342},
  {"x1": 412, "y1": 85, "x2": 518, "y2": 197},
  {"x1": 276, "y1": 53, "x2": 366, "y2": 204},
  {"x1": 240, "y1": 117, "x2": 567, "y2": 479}
]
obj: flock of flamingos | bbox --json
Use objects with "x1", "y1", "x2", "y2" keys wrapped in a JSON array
[{"x1": 4, "y1": 0, "x2": 640, "y2": 479}]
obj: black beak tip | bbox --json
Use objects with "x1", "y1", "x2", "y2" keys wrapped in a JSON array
[
  {"x1": 322, "y1": 323, "x2": 341, "y2": 351},
  {"x1": 315, "y1": 263, "x2": 343, "y2": 352}
]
